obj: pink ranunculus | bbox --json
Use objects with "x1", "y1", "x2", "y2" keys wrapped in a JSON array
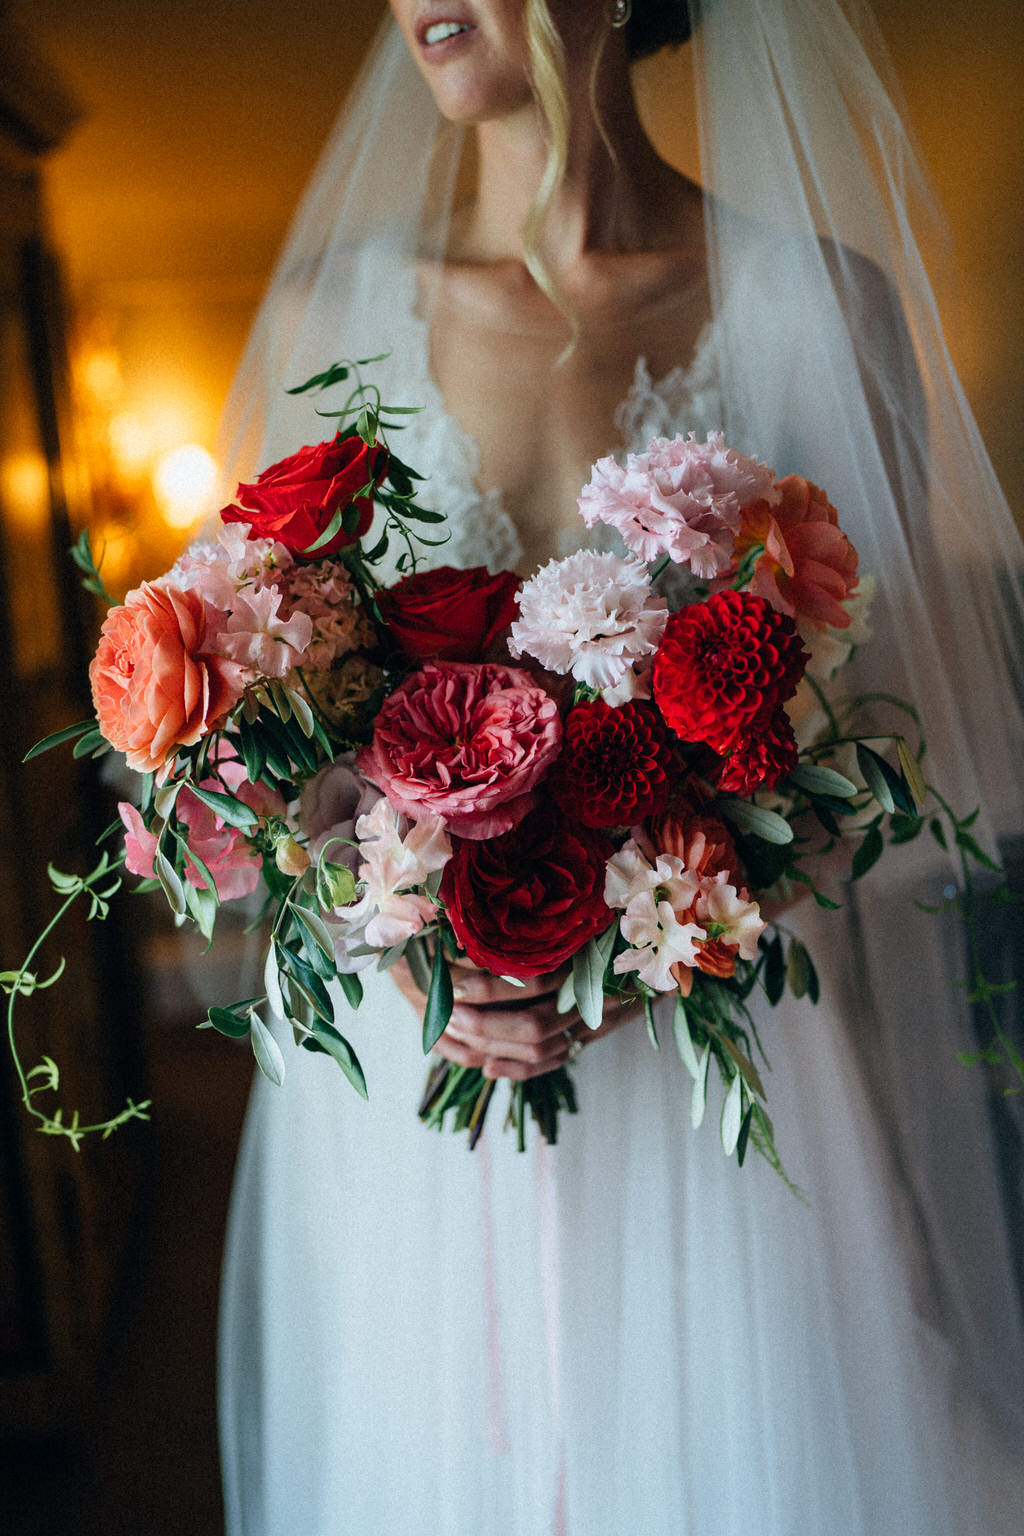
[
  {"x1": 357, "y1": 661, "x2": 562, "y2": 840},
  {"x1": 90, "y1": 581, "x2": 245, "y2": 774},
  {"x1": 118, "y1": 790, "x2": 262, "y2": 902}
]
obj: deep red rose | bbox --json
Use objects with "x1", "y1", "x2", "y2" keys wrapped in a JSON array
[
  {"x1": 552, "y1": 700, "x2": 673, "y2": 829},
  {"x1": 221, "y1": 433, "x2": 388, "y2": 558},
  {"x1": 653, "y1": 590, "x2": 806, "y2": 754},
  {"x1": 716, "y1": 709, "x2": 799, "y2": 793},
  {"x1": 440, "y1": 807, "x2": 613, "y2": 980},
  {"x1": 378, "y1": 565, "x2": 521, "y2": 662}
]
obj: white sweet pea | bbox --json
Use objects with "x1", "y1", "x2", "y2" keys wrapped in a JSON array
[
  {"x1": 604, "y1": 840, "x2": 699, "y2": 913},
  {"x1": 614, "y1": 894, "x2": 706, "y2": 992}
]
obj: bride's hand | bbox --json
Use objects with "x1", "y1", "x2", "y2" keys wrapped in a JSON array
[{"x1": 390, "y1": 954, "x2": 640, "y2": 1081}]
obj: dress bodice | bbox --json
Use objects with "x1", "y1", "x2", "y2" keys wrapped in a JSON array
[{"x1": 388, "y1": 272, "x2": 724, "y2": 578}]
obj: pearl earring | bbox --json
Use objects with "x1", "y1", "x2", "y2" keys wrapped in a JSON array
[{"x1": 608, "y1": 0, "x2": 632, "y2": 28}]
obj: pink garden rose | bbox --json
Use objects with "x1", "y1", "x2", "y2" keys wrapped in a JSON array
[
  {"x1": 357, "y1": 661, "x2": 562, "y2": 839},
  {"x1": 90, "y1": 581, "x2": 245, "y2": 775}
]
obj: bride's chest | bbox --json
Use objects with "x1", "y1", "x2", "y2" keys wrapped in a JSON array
[{"x1": 391, "y1": 267, "x2": 721, "y2": 575}]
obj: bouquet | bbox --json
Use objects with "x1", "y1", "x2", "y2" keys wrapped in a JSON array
[{"x1": 9, "y1": 360, "x2": 1016, "y2": 1166}]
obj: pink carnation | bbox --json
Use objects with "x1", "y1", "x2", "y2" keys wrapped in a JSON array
[
  {"x1": 578, "y1": 433, "x2": 777, "y2": 578},
  {"x1": 357, "y1": 661, "x2": 562, "y2": 840},
  {"x1": 508, "y1": 549, "x2": 667, "y2": 692}
]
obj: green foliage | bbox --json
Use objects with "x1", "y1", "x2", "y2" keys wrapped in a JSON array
[{"x1": 5, "y1": 854, "x2": 151, "y2": 1146}]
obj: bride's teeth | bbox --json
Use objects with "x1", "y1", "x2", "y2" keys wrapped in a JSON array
[{"x1": 425, "y1": 21, "x2": 467, "y2": 46}]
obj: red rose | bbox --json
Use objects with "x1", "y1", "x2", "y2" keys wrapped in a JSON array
[
  {"x1": 716, "y1": 710, "x2": 798, "y2": 793},
  {"x1": 553, "y1": 700, "x2": 673, "y2": 828},
  {"x1": 378, "y1": 565, "x2": 521, "y2": 662},
  {"x1": 221, "y1": 433, "x2": 388, "y2": 557},
  {"x1": 653, "y1": 590, "x2": 806, "y2": 754},
  {"x1": 440, "y1": 808, "x2": 613, "y2": 980}
]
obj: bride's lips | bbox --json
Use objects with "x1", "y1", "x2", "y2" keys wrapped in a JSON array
[{"x1": 415, "y1": 11, "x2": 478, "y2": 60}]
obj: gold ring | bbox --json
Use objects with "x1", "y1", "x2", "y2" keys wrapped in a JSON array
[{"x1": 564, "y1": 1029, "x2": 583, "y2": 1061}]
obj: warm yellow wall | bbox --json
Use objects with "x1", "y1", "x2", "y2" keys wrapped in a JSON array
[{"x1": 12, "y1": 0, "x2": 1024, "y2": 531}]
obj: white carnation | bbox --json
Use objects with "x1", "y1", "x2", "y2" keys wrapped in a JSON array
[{"x1": 508, "y1": 550, "x2": 668, "y2": 690}]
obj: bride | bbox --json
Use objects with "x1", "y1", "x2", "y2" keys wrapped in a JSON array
[{"x1": 217, "y1": 3, "x2": 1024, "y2": 1532}]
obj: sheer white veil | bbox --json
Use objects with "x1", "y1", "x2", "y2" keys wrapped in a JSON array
[{"x1": 217, "y1": 0, "x2": 1024, "y2": 1443}]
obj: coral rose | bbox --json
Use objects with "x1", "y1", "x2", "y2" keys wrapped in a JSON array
[
  {"x1": 357, "y1": 661, "x2": 561, "y2": 840},
  {"x1": 440, "y1": 807, "x2": 613, "y2": 980},
  {"x1": 737, "y1": 475, "x2": 858, "y2": 630},
  {"x1": 90, "y1": 581, "x2": 244, "y2": 774},
  {"x1": 378, "y1": 565, "x2": 521, "y2": 662},
  {"x1": 222, "y1": 433, "x2": 388, "y2": 558},
  {"x1": 652, "y1": 590, "x2": 807, "y2": 755}
]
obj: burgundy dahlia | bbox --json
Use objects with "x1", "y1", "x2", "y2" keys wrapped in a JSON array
[
  {"x1": 553, "y1": 700, "x2": 673, "y2": 828},
  {"x1": 652, "y1": 589, "x2": 806, "y2": 754}
]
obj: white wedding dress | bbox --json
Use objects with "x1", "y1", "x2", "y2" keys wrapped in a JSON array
[{"x1": 218, "y1": 258, "x2": 1024, "y2": 1535}]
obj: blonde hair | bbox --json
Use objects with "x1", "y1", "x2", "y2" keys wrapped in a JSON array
[
  {"x1": 522, "y1": 0, "x2": 573, "y2": 338},
  {"x1": 521, "y1": 0, "x2": 621, "y2": 351}
]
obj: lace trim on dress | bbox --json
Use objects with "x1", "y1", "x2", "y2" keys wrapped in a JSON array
[{"x1": 395, "y1": 274, "x2": 724, "y2": 578}]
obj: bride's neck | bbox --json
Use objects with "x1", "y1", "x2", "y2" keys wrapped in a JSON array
[{"x1": 460, "y1": 48, "x2": 691, "y2": 274}]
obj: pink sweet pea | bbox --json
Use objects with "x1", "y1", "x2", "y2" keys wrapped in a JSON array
[{"x1": 119, "y1": 786, "x2": 264, "y2": 902}]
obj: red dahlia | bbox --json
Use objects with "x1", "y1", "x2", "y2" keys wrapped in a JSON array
[
  {"x1": 553, "y1": 700, "x2": 673, "y2": 828},
  {"x1": 440, "y1": 808, "x2": 613, "y2": 980},
  {"x1": 652, "y1": 589, "x2": 806, "y2": 754},
  {"x1": 716, "y1": 709, "x2": 799, "y2": 793}
]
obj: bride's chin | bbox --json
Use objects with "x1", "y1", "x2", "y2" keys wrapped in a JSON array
[{"x1": 421, "y1": 69, "x2": 537, "y2": 127}]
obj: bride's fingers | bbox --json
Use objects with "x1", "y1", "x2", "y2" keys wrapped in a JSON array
[
  {"x1": 449, "y1": 963, "x2": 565, "y2": 1007},
  {"x1": 444, "y1": 1003, "x2": 574, "y2": 1063},
  {"x1": 434, "y1": 1027, "x2": 578, "y2": 1079}
]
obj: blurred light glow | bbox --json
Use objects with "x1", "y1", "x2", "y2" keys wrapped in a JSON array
[
  {"x1": 154, "y1": 443, "x2": 218, "y2": 529},
  {"x1": 0, "y1": 451, "x2": 50, "y2": 530},
  {"x1": 79, "y1": 348, "x2": 123, "y2": 410},
  {"x1": 109, "y1": 412, "x2": 154, "y2": 478}
]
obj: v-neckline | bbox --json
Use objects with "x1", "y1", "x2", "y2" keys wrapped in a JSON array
[{"x1": 399, "y1": 261, "x2": 722, "y2": 571}]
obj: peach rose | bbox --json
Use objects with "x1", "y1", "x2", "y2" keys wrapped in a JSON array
[
  {"x1": 90, "y1": 581, "x2": 244, "y2": 774},
  {"x1": 737, "y1": 475, "x2": 858, "y2": 630}
]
